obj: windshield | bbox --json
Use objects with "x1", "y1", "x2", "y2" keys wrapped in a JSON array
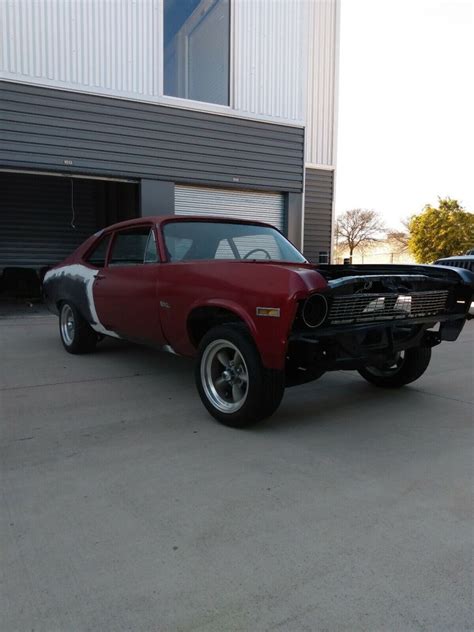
[{"x1": 163, "y1": 221, "x2": 307, "y2": 264}]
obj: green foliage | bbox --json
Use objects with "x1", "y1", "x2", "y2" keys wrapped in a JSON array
[{"x1": 408, "y1": 198, "x2": 474, "y2": 263}]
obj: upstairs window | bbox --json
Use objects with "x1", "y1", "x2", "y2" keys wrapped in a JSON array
[{"x1": 164, "y1": 0, "x2": 230, "y2": 106}]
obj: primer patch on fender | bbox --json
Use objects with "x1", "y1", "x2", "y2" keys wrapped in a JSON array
[{"x1": 44, "y1": 264, "x2": 120, "y2": 338}]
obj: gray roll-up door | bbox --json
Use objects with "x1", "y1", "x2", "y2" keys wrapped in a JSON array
[
  {"x1": 0, "y1": 173, "x2": 98, "y2": 268},
  {"x1": 175, "y1": 185, "x2": 286, "y2": 232}
]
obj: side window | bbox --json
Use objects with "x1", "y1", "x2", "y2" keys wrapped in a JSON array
[
  {"x1": 86, "y1": 234, "x2": 111, "y2": 268},
  {"x1": 109, "y1": 228, "x2": 151, "y2": 266},
  {"x1": 144, "y1": 230, "x2": 159, "y2": 264}
]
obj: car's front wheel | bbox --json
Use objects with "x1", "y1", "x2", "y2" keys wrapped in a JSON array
[
  {"x1": 59, "y1": 301, "x2": 98, "y2": 354},
  {"x1": 195, "y1": 324, "x2": 285, "y2": 427},
  {"x1": 358, "y1": 345, "x2": 432, "y2": 388}
]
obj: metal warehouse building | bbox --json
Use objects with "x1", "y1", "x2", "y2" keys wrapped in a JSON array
[{"x1": 0, "y1": 0, "x2": 339, "y2": 283}]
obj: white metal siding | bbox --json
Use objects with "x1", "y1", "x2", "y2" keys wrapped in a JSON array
[
  {"x1": 305, "y1": 0, "x2": 339, "y2": 166},
  {"x1": 175, "y1": 185, "x2": 285, "y2": 231},
  {"x1": 0, "y1": 0, "x2": 161, "y2": 98},
  {"x1": 232, "y1": 0, "x2": 307, "y2": 123}
]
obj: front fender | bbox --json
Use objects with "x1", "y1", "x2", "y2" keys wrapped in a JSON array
[
  {"x1": 193, "y1": 297, "x2": 299, "y2": 370},
  {"x1": 187, "y1": 298, "x2": 259, "y2": 339}
]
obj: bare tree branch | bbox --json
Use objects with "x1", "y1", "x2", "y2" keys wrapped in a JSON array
[
  {"x1": 336, "y1": 209, "x2": 385, "y2": 257},
  {"x1": 386, "y1": 229, "x2": 409, "y2": 254}
]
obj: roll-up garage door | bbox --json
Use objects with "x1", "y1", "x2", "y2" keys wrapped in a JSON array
[
  {"x1": 175, "y1": 185, "x2": 286, "y2": 232},
  {"x1": 0, "y1": 173, "x2": 97, "y2": 268},
  {"x1": 0, "y1": 172, "x2": 138, "y2": 269}
]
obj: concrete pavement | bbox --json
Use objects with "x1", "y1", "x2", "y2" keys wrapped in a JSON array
[{"x1": 1, "y1": 313, "x2": 473, "y2": 631}]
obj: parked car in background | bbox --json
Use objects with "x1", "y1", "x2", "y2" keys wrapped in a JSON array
[
  {"x1": 434, "y1": 254, "x2": 474, "y2": 316},
  {"x1": 44, "y1": 216, "x2": 474, "y2": 427},
  {"x1": 434, "y1": 255, "x2": 474, "y2": 272}
]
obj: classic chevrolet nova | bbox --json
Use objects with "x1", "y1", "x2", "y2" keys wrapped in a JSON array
[{"x1": 43, "y1": 216, "x2": 474, "y2": 427}]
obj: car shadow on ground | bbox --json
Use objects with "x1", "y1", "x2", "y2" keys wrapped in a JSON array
[
  {"x1": 28, "y1": 325, "x2": 469, "y2": 450},
  {"x1": 88, "y1": 337, "x2": 437, "y2": 437},
  {"x1": 257, "y1": 377, "x2": 420, "y2": 432}
]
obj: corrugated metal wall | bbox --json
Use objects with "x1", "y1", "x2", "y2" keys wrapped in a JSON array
[
  {"x1": 232, "y1": 0, "x2": 307, "y2": 122},
  {"x1": 305, "y1": 0, "x2": 339, "y2": 166},
  {"x1": 175, "y1": 185, "x2": 286, "y2": 231},
  {"x1": 303, "y1": 168, "x2": 334, "y2": 262},
  {"x1": 0, "y1": 82, "x2": 304, "y2": 192},
  {"x1": 0, "y1": 0, "x2": 161, "y2": 98}
]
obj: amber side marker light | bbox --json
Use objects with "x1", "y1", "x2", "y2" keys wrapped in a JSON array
[{"x1": 256, "y1": 307, "x2": 281, "y2": 317}]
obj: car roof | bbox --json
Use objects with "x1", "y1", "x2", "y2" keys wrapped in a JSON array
[{"x1": 102, "y1": 215, "x2": 276, "y2": 232}]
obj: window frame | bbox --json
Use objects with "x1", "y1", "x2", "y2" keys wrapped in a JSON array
[
  {"x1": 161, "y1": 0, "x2": 233, "y2": 108},
  {"x1": 105, "y1": 224, "x2": 161, "y2": 268},
  {"x1": 144, "y1": 228, "x2": 160, "y2": 264},
  {"x1": 83, "y1": 232, "x2": 113, "y2": 269}
]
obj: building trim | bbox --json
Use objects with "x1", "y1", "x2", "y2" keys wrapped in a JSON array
[
  {"x1": 330, "y1": 0, "x2": 342, "y2": 261},
  {"x1": 305, "y1": 163, "x2": 336, "y2": 171},
  {"x1": 0, "y1": 167, "x2": 137, "y2": 184},
  {"x1": 0, "y1": 76, "x2": 305, "y2": 129}
]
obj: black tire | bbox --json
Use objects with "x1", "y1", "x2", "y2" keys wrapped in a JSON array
[
  {"x1": 195, "y1": 324, "x2": 285, "y2": 427},
  {"x1": 59, "y1": 301, "x2": 98, "y2": 354},
  {"x1": 358, "y1": 345, "x2": 432, "y2": 388}
]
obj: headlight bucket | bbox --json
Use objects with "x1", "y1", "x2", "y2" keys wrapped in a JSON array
[{"x1": 302, "y1": 294, "x2": 328, "y2": 328}]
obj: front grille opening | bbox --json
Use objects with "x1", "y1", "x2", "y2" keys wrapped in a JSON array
[{"x1": 328, "y1": 290, "x2": 449, "y2": 325}]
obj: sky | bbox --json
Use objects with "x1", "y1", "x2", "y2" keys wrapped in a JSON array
[{"x1": 335, "y1": 0, "x2": 474, "y2": 229}]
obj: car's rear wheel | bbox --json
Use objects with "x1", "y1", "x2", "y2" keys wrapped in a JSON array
[
  {"x1": 358, "y1": 345, "x2": 432, "y2": 388},
  {"x1": 195, "y1": 324, "x2": 285, "y2": 427},
  {"x1": 59, "y1": 301, "x2": 97, "y2": 354}
]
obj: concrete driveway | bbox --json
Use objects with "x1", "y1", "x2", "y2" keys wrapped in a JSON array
[{"x1": 1, "y1": 312, "x2": 472, "y2": 631}]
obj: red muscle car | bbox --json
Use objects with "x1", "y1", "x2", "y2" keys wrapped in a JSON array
[{"x1": 43, "y1": 216, "x2": 474, "y2": 427}]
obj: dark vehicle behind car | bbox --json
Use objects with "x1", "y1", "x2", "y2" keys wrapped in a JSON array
[{"x1": 435, "y1": 255, "x2": 474, "y2": 316}]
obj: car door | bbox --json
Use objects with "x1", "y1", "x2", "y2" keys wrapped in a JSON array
[{"x1": 92, "y1": 225, "x2": 166, "y2": 344}]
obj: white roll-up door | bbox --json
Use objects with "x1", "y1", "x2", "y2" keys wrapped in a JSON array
[{"x1": 175, "y1": 185, "x2": 286, "y2": 232}]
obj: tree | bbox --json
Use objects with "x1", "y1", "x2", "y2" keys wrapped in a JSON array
[
  {"x1": 386, "y1": 227, "x2": 409, "y2": 254},
  {"x1": 336, "y1": 209, "x2": 385, "y2": 259},
  {"x1": 408, "y1": 198, "x2": 474, "y2": 263}
]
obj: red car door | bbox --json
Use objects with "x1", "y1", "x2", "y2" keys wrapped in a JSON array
[{"x1": 92, "y1": 225, "x2": 166, "y2": 345}]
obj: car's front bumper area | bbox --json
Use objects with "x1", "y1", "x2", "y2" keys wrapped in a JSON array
[
  {"x1": 285, "y1": 269, "x2": 473, "y2": 383},
  {"x1": 289, "y1": 315, "x2": 463, "y2": 373}
]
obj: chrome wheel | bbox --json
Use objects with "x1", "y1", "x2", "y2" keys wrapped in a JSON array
[
  {"x1": 60, "y1": 304, "x2": 75, "y2": 346},
  {"x1": 201, "y1": 339, "x2": 249, "y2": 413},
  {"x1": 365, "y1": 351, "x2": 405, "y2": 377}
]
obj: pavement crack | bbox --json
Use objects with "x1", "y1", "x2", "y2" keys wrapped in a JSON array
[
  {"x1": 407, "y1": 387, "x2": 473, "y2": 405},
  {"x1": 0, "y1": 371, "x2": 162, "y2": 392}
]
